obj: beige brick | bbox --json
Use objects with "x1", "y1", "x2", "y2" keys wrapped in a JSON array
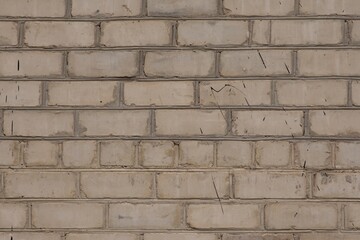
[
  {"x1": 62, "y1": 141, "x2": 97, "y2": 168},
  {"x1": 0, "y1": 203, "x2": 27, "y2": 228},
  {"x1": 25, "y1": 22, "x2": 95, "y2": 47},
  {"x1": 0, "y1": 52, "x2": 63, "y2": 77},
  {"x1": 255, "y1": 141, "x2": 290, "y2": 167},
  {"x1": 276, "y1": 80, "x2": 348, "y2": 106},
  {"x1": 352, "y1": 81, "x2": 360, "y2": 105},
  {"x1": 109, "y1": 203, "x2": 182, "y2": 229},
  {"x1": 294, "y1": 141, "x2": 332, "y2": 168},
  {"x1": 4, "y1": 172, "x2": 77, "y2": 198},
  {"x1": 224, "y1": 233, "x2": 296, "y2": 240},
  {"x1": 0, "y1": 0, "x2": 65, "y2": 17},
  {"x1": 298, "y1": 50, "x2": 360, "y2": 76},
  {"x1": 179, "y1": 141, "x2": 214, "y2": 167},
  {"x1": 200, "y1": 80, "x2": 271, "y2": 106},
  {"x1": 252, "y1": 20, "x2": 270, "y2": 44},
  {"x1": 351, "y1": 21, "x2": 360, "y2": 44},
  {"x1": 234, "y1": 170, "x2": 306, "y2": 198},
  {"x1": 145, "y1": 233, "x2": 218, "y2": 240},
  {"x1": 72, "y1": 0, "x2": 142, "y2": 17},
  {"x1": 336, "y1": 142, "x2": 360, "y2": 168},
  {"x1": 100, "y1": 141, "x2": 135, "y2": 166},
  {"x1": 0, "y1": 22, "x2": 18, "y2": 46},
  {"x1": 0, "y1": 141, "x2": 21, "y2": 166},
  {"x1": 0, "y1": 232, "x2": 61, "y2": 240},
  {"x1": 309, "y1": 110, "x2": 360, "y2": 136},
  {"x1": 79, "y1": 110, "x2": 150, "y2": 136},
  {"x1": 66, "y1": 233, "x2": 137, "y2": 240},
  {"x1": 313, "y1": 172, "x2": 360, "y2": 198},
  {"x1": 4, "y1": 111, "x2": 74, "y2": 136},
  {"x1": 232, "y1": 110, "x2": 304, "y2": 136},
  {"x1": 299, "y1": 0, "x2": 360, "y2": 15},
  {"x1": 144, "y1": 51, "x2": 215, "y2": 77},
  {"x1": 345, "y1": 204, "x2": 360, "y2": 229},
  {"x1": 124, "y1": 81, "x2": 194, "y2": 106},
  {"x1": 68, "y1": 51, "x2": 138, "y2": 77},
  {"x1": 139, "y1": 141, "x2": 175, "y2": 167},
  {"x1": 24, "y1": 141, "x2": 59, "y2": 166},
  {"x1": 0, "y1": 81, "x2": 41, "y2": 106},
  {"x1": 48, "y1": 81, "x2": 118, "y2": 106},
  {"x1": 147, "y1": 0, "x2": 218, "y2": 16},
  {"x1": 223, "y1": 0, "x2": 295, "y2": 16},
  {"x1": 81, "y1": 172, "x2": 153, "y2": 198},
  {"x1": 187, "y1": 204, "x2": 260, "y2": 229},
  {"x1": 32, "y1": 203, "x2": 104, "y2": 228},
  {"x1": 178, "y1": 21, "x2": 248, "y2": 46},
  {"x1": 157, "y1": 172, "x2": 229, "y2": 199},
  {"x1": 156, "y1": 110, "x2": 226, "y2": 136},
  {"x1": 265, "y1": 203, "x2": 337, "y2": 229},
  {"x1": 102, "y1": 21, "x2": 171, "y2": 46},
  {"x1": 271, "y1": 20, "x2": 343, "y2": 45},
  {"x1": 300, "y1": 233, "x2": 360, "y2": 240},
  {"x1": 220, "y1": 50, "x2": 292, "y2": 77},
  {"x1": 217, "y1": 141, "x2": 252, "y2": 167}
]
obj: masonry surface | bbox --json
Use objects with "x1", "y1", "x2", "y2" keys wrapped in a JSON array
[{"x1": 1, "y1": 0, "x2": 360, "y2": 239}]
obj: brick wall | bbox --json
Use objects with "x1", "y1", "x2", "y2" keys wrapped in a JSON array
[{"x1": 1, "y1": 0, "x2": 360, "y2": 239}]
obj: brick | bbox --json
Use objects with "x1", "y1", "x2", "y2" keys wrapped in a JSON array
[
  {"x1": 23, "y1": 141, "x2": 59, "y2": 166},
  {"x1": 336, "y1": 142, "x2": 360, "y2": 168},
  {"x1": 232, "y1": 110, "x2": 304, "y2": 136},
  {"x1": 25, "y1": 22, "x2": 95, "y2": 47},
  {"x1": 72, "y1": 0, "x2": 142, "y2": 16},
  {"x1": 252, "y1": 20, "x2": 270, "y2": 44},
  {"x1": 299, "y1": 0, "x2": 360, "y2": 15},
  {"x1": 0, "y1": 81, "x2": 41, "y2": 106},
  {"x1": 124, "y1": 81, "x2": 194, "y2": 106},
  {"x1": 300, "y1": 233, "x2": 360, "y2": 240},
  {"x1": 62, "y1": 141, "x2": 97, "y2": 168},
  {"x1": 100, "y1": 141, "x2": 135, "y2": 166},
  {"x1": 139, "y1": 141, "x2": 175, "y2": 167},
  {"x1": 0, "y1": 203, "x2": 27, "y2": 228},
  {"x1": 217, "y1": 141, "x2": 252, "y2": 167},
  {"x1": 352, "y1": 81, "x2": 360, "y2": 105},
  {"x1": 220, "y1": 50, "x2": 292, "y2": 77},
  {"x1": 345, "y1": 204, "x2": 360, "y2": 229},
  {"x1": 275, "y1": 80, "x2": 348, "y2": 106},
  {"x1": 309, "y1": 110, "x2": 360, "y2": 136},
  {"x1": 178, "y1": 20, "x2": 248, "y2": 46},
  {"x1": 298, "y1": 50, "x2": 360, "y2": 76},
  {"x1": 223, "y1": 0, "x2": 295, "y2": 16},
  {"x1": 156, "y1": 110, "x2": 226, "y2": 136},
  {"x1": 102, "y1": 21, "x2": 172, "y2": 46},
  {"x1": 313, "y1": 172, "x2": 360, "y2": 198},
  {"x1": 255, "y1": 141, "x2": 290, "y2": 167},
  {"x1": 79, "y1": 110, "x2": 150, "y2": 136},
  {"x1": 0, "y1": 141, "x2": 21, "y2": 166},
  {"x1": 0, "y1": 22, "x2": 18, "y2": 46},
  {"x1": 179, "y1": 141, "x2": 214, "y2": 167},
  {"x1": 0, "y1": 233, "x2": 61, "y2": 240},
  {"x1": 81, "y1": 172, "x2": 153, "y2": 198},
  {"x1": 144, "y1": 51, "x2": 215, "y2": 77},
  {"x1": 145, "y1": 233, "x2": 218, "y2": 240},
  {"x1": 66, "y1": 233, "x2": 137, "y2": 240},
  {"x1": 0, "y1": 52, "x2": 63, "y2": 77},
  {"x1": 4, "y1": 172, "x2": 77, "y2": 198},
  {"x1": 68, "y1": 51, "x2": 138, "y2": 77},
  {"x1": 32, "y1": 203, "x2": 104, "y2": 228},
  {"x1": 109, "y1": 203, "x2": 182, "y2": 229},
  {"x1": 187, "y1": 204, "x2": 260, "y2": 229},
  {"x1": 224, "y1": 234, "x2": 296, "y2": 240},
  {"x1": 3, "y1": 110, "x2": 74, "y2": 136},
  {"x1": 351, "y1": 21, "x2": 360, "y2": 44},
  {"x1": 48, "y1": 81, "x2": 118, "y2": 106},
  {"x1": 0, "y1": 0, "x2": 65, "y2": 17},
  {"x1": 200, "y1": 81, "x2": 271, "y2": 106},
  {"x1": 294, "y1": 141, "x2": 332, "y2": 168},
  {"x1": 271, "y1": 20, "x2": 343, "y2": 45},
  {"x1": 234, "y1": 170, "x2": 306, "y2": 198},
  {"x1": 157, "y1": 172, "x2": 229, "y2": 199},
  {"x1": 265, "y1": 203, "x2": 337, "y2": 229},
  {"x1": 147, "y1": 0, "x2": 218, "y2": 16}
]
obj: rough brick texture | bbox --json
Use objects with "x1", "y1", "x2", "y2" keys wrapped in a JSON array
[{"x1": 0, "y1": 0, "x2": 359, "y2": 239}]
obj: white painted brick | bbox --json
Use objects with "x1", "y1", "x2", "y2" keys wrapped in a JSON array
[
  {"x1": 100, "y1": 141, "x2": 136, "y2": 166},
  {"x1": 223, "y1": 0, "x2": 295, "y2": 16},
  {"x1": 255, "y1": 141, "x2": 291, "y2": 167},
  {"x1": 0, "y1": 81, "x2": 41, "y2": 106},
  {"x1": 24, "y1": 141, "x2": 59, "y2": 166},
  {"x1": 0, "y1": 0, "x2": 66, "y2": 17},
  {"x1": 0, "y1": 203, "x2": 27, "y2": 228},
  {"x1": 0, "y1": 22, "x2": 18, "y2": 46},
  {"x1": 62, "y1": 141, "x2": 97, "y2": 168},
  {"x1": 72, "y1": 0, "x2": 142, "y2": 17},
  {"x1": 147, "y1": 0, "x2": 218, "y2": 16},
  {"x1": 217, "y1": 141, "x2": 252, "y2": 167},
  {"x1": 0, "y1": 141, "x2": 21, "y2": 166},
  {"x1": 179, "y1": 141, "x2": 214, "y2": 167},
  {"x1": 139, "y1": 141, "x2": 175, "y2": 167}
]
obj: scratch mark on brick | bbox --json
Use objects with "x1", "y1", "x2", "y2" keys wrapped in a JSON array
[
  {"x1": 257, "y1": 50, "x2": 267, "y2": 69},
  {"x1": 284, "y1": 63, "x2": 290, "y2": 74},
  {"x1": 212, "y1": 176, "x2": 224, "y2": 214}
]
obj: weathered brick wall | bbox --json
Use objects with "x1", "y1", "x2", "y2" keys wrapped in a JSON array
[{"x1": 1, "y1": 0, "x2": 360, "y2": 239}]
